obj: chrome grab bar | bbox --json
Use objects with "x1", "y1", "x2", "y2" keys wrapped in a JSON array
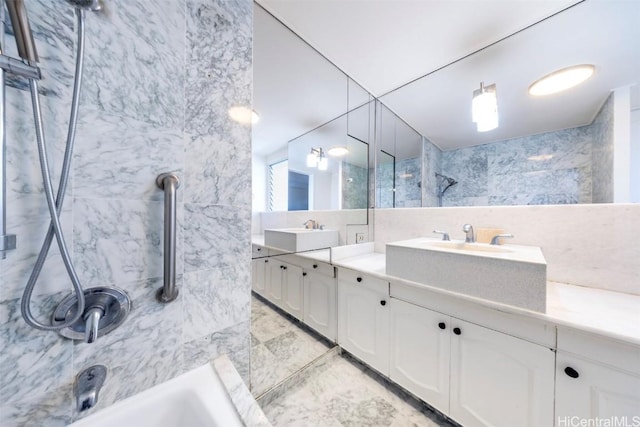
[{"x1": 156, "y1": 172, "x2": 180, "y2": 303}]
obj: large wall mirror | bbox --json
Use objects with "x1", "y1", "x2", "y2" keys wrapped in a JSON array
[
  {"x1": 379, "y1": 0, "x2": 639, "y2": 207},
  {"x1": 253, "y1": 4, "x2": 373, "y2": 224}
]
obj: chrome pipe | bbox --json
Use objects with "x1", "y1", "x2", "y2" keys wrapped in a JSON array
[
  {"x1": 156, "y1": 172, "x2": 180, "y2": 303},
  {"x1": 0, "y1": 0, "x2": 16, "y2": 259},
  {"x1": 5, "y1": 0, "x2": 38, "y2": 64}
]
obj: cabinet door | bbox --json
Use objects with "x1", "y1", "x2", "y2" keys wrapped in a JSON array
[
  {"x1": 338, "y1": 275, "x2": 389, "y2": 376},
  {"x1": 556, "y1": 352, "x2": 640, "y2": 423},
  {"x1": 266, "y1": 260, "x2": 284, "y2": 307},
  {"x1": 251, "y1": 258, "x2": 267, "y2": 296},
  {"x1": 449, "y1": 319, "x2": 554, "y2": 427},
  {"x1": 303, "y1": 270, "x2": 337, "y2": 341},
  {"x1": 281, "y1": 262, "x2": 303, "y2": 319},
  {"x1": 389, "y1": 299, "x2": 450, "y2": 415}
]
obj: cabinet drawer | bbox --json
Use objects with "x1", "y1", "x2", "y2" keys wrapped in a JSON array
[
  {"x1": 301, "y1": 260, "x2": 335, "y2": 278},
  {"x1": 557, "y1": 326, "x2": 640, "y2": 375},
  {"x1": 338, "y1": 268, "x2": 388, "y2": 294},
  {"x1": 252, "y1": 244, "x2": 268, "y2": 258}
]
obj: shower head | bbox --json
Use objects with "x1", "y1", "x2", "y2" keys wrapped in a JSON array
[
  {"x1": 435, "y1": 173, "x2": 458, "y2": 187},
  {"x1": 65, "y1": 0, "x2": 102, "y2": 11}
]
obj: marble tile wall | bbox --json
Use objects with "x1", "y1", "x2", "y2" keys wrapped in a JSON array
[
  {"x1": 0, "y1": 0, "x2": 252, "y2": 425},
  {"x1": 394, "y1": 157, "x2": 422, "y2": 208},
  {"x1": 422, "y1": 137, "x2": 442, "y2": 207},
  {"x1": 440, "y1": 125, "x2": 594, "y2": 206},
  {"x1": 591, "y1": 93, "x2": 615, "y2": 203},
  {"x1": 341, "y1": 162, "x2": 368, "y2": 209},
  {"x1": 374, "y1": 204, "x2": 640, "y2": 296}
]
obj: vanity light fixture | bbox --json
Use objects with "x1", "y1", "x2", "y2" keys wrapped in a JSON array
[
  {"x1": 472, "y1": 82, "x2": 498, "y2": 132},
  {"x1": 327, "y1": 146, "x2": 349, "y2": 157},
  {"x1": 228, "y1": 106, "x2": 260, "y2": 124},
  {"x1": 528, "y1": 64, "x2": 595, "y2": 96},
  {"x1": 306, "y1": 147, "x2": 328, "y2": 170},
  {"x1": 317, "y1": 149, "x2": 328, "y2": 171}
]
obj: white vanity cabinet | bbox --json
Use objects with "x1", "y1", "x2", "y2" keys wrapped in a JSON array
[
  {"x1": 555, "y1": 328, "x2": 640, "y2": 424},
  {"x1": 303, "y1": 261, "x2": 337, "y2": 342},
  {"x1": 251, "y1": 257, "x2": 268, "y2": 297},
  {"x1": 338, "y1": 268, "x2": 390, "y2": 376},
  {"x1": 389, "y1": 298, "x2": 450, "y2": 414},
  {"x1": 389, "y1": 298, "x2": 555, "y2": 427},
  {"x1": 265, "y1": 259, "x2": 304, "y2": 319},
  {"x1": 448, "y1": 318, "x2": 554, "y2": 427}
]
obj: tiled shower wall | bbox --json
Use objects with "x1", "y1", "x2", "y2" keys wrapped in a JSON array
[
  {"x1": 0, "y1": 0, "x2": 252, "y2": 425},
  {"x1": 424, "y1": 94, "x2": 615, "y2": 207}
]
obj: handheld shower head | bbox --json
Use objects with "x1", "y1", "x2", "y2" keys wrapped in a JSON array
[{"x1": 65, "y1": 0, "x2": 102, "y2": 11}]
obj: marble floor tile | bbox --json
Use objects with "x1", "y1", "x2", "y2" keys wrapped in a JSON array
[
  {"x1": 250, "y1": 295, "x2": 332, "y2": 397},
  {"x1": 251, "y1": 294, "x2": 457, "y2": 426}
]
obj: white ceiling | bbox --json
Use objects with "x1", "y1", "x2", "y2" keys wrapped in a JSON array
[{"x1": 253, "y1": 0, "x2": 639, "y2": 155}]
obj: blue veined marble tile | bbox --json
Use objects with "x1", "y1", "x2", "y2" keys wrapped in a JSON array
[
  {"x1": 71, "y1": 350, "x2": 185, "y2": 422},
  {"x1": 184, "y1": 132, "x2": 251, "y2": 207},
  {"x1": 0, "y1": 200, "x2": 72, "y2": 302},
  {"x1": 441, "y1": 196, "x2": 489, "y2": 207},
  {"x1": 81, "y1": 0, "x2": 185, "y2": 129},
  {"x1": 182, "y1": 265, "x2": 251, "y2": 342},
  {"x1": 74, "y1": 109, "x2": 184, "y2": 201},
  {"x1": 184, "y1": 321, "x2": 251, "y2": 385},
  {"x1": 487, "y1": 126, "x2": 593, "y2": 175},
  {"x1": 183, "y1": 203, "x2": 250, "y2": 273},
  {"x1": 342, "y1": 162, "x2": 368, "y2": 209},
  {"x1": 0, "y1": 383, "x2": 72, "y2": 427},
  {"x1": 489, "y1": 167, "x2": 591, "y2": 202},
  {"x1": 73, "y1": 197, "x2": 184, "y2": 287},
  {"x1": 185, "y1": 0, "x2": 252, "y2": 137},
  {"x1": 441, "y1": 145, "x2": 488, "y2": 198},
  {"x1": 395, "y1": 157, "x2": 421, "y2": 206},
  {"x1": 591, "y1": 93, "x2": 614, "y2": 203},
  {"x1": 0, "y1": 293, "x2": 73, "y2": 405},
  {"x1": 72, "y1": 277, "x2": 183, "y2": 373},
  {"x1": 422, "y1": 137, "x2": 442, "y2": 206}
]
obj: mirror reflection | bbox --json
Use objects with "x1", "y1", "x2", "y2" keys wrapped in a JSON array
[{"x1": 379, "y1": 0, "x2": 639, "y2": 206}]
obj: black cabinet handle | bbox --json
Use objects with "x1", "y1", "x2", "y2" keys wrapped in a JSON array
[
  {"x1": 302, "y1": 272, "x2": 307, "y2": 276},
  {"x1": 438, "y1": 322, "x2": 446, "y2": 330},
  {"x1": 264, "y1": 259, "x2": 268, "y2": 263},
  {"x1": 313, "y1": 264, "x2": 318, "y2": 269},
  {"x1": 356, "y1": 277, "x2": 363, "y2": 282},
  {"x1": 282, "y1": 266, "x2": 287, "y2": 270},
  {"x1": 257, "y1": 248, "x2": 261, "y2": 251},
  {"x1": 564, "y1": 367, "x2": 579, "y2": 379},
  {"x1": 453, "y1": 327, "x2": 461, "y2": 335},
  {"x1": 380, "y1": 300, "x2": 386, "y2": 306}
]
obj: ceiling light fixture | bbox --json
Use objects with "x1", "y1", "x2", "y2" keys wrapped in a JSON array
[
  {"x1": 328, "y1": 146, "x2": 349, "y2": 157},
  {"x1": 228, "y1": 106, "x2": 260, "y2": 124},
  {"x1": 528, "y1": 64, "x2": 595, "y2": 97},
  {"x1": 472, "y1": 82, "x2": 498, "y2": 132}
]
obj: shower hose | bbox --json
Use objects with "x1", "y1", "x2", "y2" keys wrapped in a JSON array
[{"x1": 21, "y1": 8, "x2": 87, "y2": 331}]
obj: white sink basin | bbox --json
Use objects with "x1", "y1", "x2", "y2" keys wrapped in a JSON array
[
  {"x1": 386, "y1": 238, "x2": 547, "y2": 312},
  {"x1": 264, "y1": 228, "x2": 339, "y2": 252},
  {"x1": 69, "y1": 363, "x2": 243, "y2": 427}
]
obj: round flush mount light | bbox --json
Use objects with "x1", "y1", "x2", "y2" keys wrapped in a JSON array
[
  {"x1": 528, "y1": 64, "x2": 595, "y2": 96},
  {"x1": 327, "y1": 146, "x2": 349, "y2": 157},
  {"x1": 228, "y1": 106, "x2": 259, "y2": 124}
]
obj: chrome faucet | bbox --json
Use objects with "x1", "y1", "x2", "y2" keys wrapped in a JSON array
[
  {"x1": 303, "y1": 219, "x2": 316, "y2": 229},
  {"x1": 491, "y1": 233, "x2": 514, "y2": 245},
  {"x1": 462, "y1": 224, "x2": 475, "y2": 243},
  {"x1": 74, "y1": 365, "x2": 107, "y2": 412},
  {"x1": 432, "y1": 230, "x2": 450, "y2": 241}
]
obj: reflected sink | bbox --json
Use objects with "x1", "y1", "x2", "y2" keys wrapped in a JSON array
[
  {"x1": 264, "y1": 228, "x2": 339, "y2": 252},
  {"x1": 386, "y1": 238, "x2": 547, "y2": 312},
  {"x1": 69, "y1": 363, "x2": 243, "y2": 427}
]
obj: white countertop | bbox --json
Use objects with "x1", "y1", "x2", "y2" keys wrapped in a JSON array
[
  {"x1": 331, "y1": 251, "x2": 640, "y2": 346},
  {"x1": 251, "y1": 237, "x2": 640, "y2": 346}
]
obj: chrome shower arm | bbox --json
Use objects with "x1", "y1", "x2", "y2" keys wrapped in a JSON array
[{"x1": 5, "y1": 0, "x2": 38, "y2": 64}]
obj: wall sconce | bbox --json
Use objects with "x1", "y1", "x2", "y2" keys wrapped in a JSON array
[
  {"x1": 306, "y1": 147, "x2": 328, "y2": 170},
  {"x1": 472, "y1": 82, "x2": 498, "y2": 132}
]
